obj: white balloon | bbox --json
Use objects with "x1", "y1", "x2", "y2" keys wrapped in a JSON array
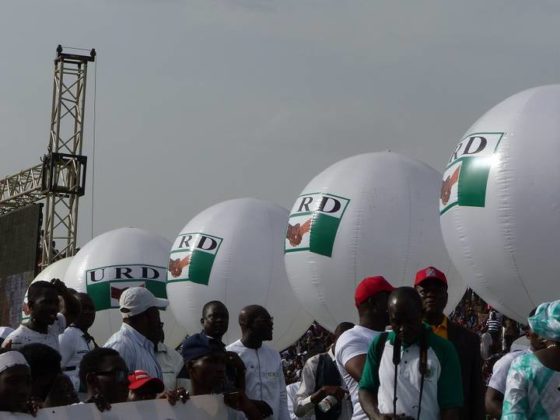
[
  {"x1": 285, "y1": 152, "x2": 466, "y2": 331},
  {"x1": 22, "y1": 257, "x2": 74, "y2": 321},
  {"x1": 167, "y1": 198, "x2": 313, "y2": 350},
  {"x1": 63, "y1": 228, "x2": 185, "y2": 347},
  {"x1": 440, "y1": 85, "x2": 560, "y2": 323}
]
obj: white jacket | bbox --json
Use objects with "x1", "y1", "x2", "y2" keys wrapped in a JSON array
[{"x1": 227, "y1": 339, "x2": 290, "y2": 420}]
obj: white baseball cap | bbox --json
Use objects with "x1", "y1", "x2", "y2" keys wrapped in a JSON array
[{"x1": 119, "y1": 287, "x2": 168, "y2": 318}]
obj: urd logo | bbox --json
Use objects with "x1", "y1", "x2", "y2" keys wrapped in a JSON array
[
  {"x1": 440, "y1": 132, "x2": 504, "y2": 215},
  {"x1": 85, "y1": 264, "x2": 167, "y2": 311},
  {"x1": 285, "y1": 192, "x2": 350, "y2": 257},
  {"x1": 167, "y1": 233, "x2": 223, "y2": 286}
]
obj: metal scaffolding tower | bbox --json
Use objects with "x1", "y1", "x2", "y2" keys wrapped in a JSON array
[{"x1": 0, "y1": 46, "x2": 95, "y2": 269}]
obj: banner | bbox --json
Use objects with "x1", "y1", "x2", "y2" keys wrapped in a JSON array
[{"x1": 1, "y1": 395, "x2": 230, "y2": 419}]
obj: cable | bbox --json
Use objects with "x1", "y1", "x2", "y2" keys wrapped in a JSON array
[
  {"x1": 392, "y1": 335, "x2": 401, "y2": 417},
  {"x1": 90, "y1": 56, "x2": 97, "y2": 239},
  {"x1": 417, "y1": 374, "x2": 425, "y2": 420},
  {"x1": 416, "y1": 330, "x2": 428, "y2": 420}
]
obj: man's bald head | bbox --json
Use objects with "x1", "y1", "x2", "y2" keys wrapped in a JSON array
[
  {"x1": 239, "y1": 305, "x2": 273, "y2": 343},
  {"x1": 388, "y1": 287, "x2": 423, "y2": 345},
  {"x1": 388, "y1": 287, "x2": 423, "y2": 315},
  {"x1": 239, "y1": 305, "x2": 266, "y2": 326}
]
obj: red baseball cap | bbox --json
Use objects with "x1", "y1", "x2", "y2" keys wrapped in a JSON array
[
  {"x1": 128, "y1": 370, "x2": 164, "y2": 392},
  {"x1": 354, "y1": 276, "x2": 395, "y2": 307},
  {"x1": 414, "y1": 266, "x2": 447, "y2": 288}
]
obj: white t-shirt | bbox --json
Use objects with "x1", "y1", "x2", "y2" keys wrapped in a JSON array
[
  {"x1": 487, "y1": 349, "x2": 527, "y2": 394},
  {"x1": 58, "y1": 326, "x2": 96, "y2": 391},
  {"x1": 227, "y1": 339, "x2": 290, "y2": 420},
  {"x1": 334, "y1": 325, "x2": 380, "y2": 420},
  {"x1": 287, "y1": 381, "x2": 314, "y2": 420},
  {"x1": 4, "y1": 313, "x2": 66, "y2": 351}
]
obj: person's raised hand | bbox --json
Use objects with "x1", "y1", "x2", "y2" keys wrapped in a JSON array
[
  {"x1": 25, "y1": 398, "x2": 40, "y2": 417},
  {"x1": 50, "y1": 278, "x2": 68, "y2": 294},
  {"x1": 223, "y1": 390, "x2": 243, "y2": 410},
  {"x1": 161, "y1": 387, "x2": 189, "y2": 406},
  {"x1": 86, "y1": 393, "x2": 111, "y2": 412}
]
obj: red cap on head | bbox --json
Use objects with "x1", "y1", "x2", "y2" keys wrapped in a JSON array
[
  {"x1": 128, "y1": 370, "x2": 164, "y2": 392},
  {"x1": 354, "y1": 276, "x2": 395, "y2": 307},
  {"x1": 414, "y1": 266, "x2": 447, "y2": 287}
]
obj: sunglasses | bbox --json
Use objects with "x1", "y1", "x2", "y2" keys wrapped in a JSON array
[{"x1": 95, "y1": 369, "x2": 128, "y2": 383}]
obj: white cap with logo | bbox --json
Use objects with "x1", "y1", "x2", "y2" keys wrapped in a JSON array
[{"x1": 119, "y1": 287, "x2": 168, "y2": 318}]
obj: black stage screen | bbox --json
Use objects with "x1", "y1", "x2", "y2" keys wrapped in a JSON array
[{"x1": 0, "y1": 204, "x2": 42, "y2": 327}]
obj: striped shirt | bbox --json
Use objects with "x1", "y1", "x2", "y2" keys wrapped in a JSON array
[
  {"x1": 104, "y1": 323, "x2": 162, "y2": 379},
  {"x1": 487, "y1": 312, "x2": 502, "y2": 333}
]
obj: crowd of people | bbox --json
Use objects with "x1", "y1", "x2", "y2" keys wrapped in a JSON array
[{"x1": 0, "y1": 265, "x2": 559, "y2": 419}]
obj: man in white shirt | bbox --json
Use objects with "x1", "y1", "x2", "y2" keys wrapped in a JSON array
[
  {"x1": 334, "y1": 276, "x2": 394, "y2": 420},
  {"x1": 295, "y1": 322, "x2": 354, "y2": 420},
  {"x1": 59, "y1": 292, "x2": 98, "y2": 391},
  {"x1": 3, "y1": 279, "x2": 80, "y2": 352},
  {"x1": 358, "y1": 287, "x2": 463, "y2": 419},
  {"x1": 227, "y1": 305, "x2": 290, "y2": 420},
  {"x1": 288, "y1": 381, "x2": 313, "y2": 420},
  {"x1": 104, "y1": 287, "x2": 168, "y2": 379}
]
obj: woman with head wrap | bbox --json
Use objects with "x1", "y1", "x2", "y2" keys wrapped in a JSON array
[
  {"x1": 502, "y1": 300, "x2": 560, "y2": 419},
  {"x1": 0, "y1": 350, "x2": 36, "y2": 415}
]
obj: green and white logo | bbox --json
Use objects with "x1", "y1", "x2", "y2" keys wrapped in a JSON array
[
  {"x1": 285, "y1": 193, "x2": 350, "y2": 257},
  {"x1": 85, "y1": 264, "x2": 167, "y2": 311},
  {"x1": 167, "y1": 233, "x2": 223, "y2": 286},
  {"x1": 440, "y1": 132, "x2": 505, "y2": 215}
]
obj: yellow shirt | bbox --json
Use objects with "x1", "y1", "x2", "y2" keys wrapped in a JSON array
[{"x1": 431, "y1": 316, "x2": 448, "y2": 339}]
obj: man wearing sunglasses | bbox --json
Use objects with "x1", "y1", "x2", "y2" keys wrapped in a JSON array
[
  {"x1": 79, "y1": 347, "x2": 129, "y2": 411},
  {"x1": 104, "y1": 287, "x2": 168, "y2": 379}
]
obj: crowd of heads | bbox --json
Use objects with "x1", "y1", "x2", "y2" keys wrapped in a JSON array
[{"x1": 1, "y1": 266, "x2": 559, "y2": 419}]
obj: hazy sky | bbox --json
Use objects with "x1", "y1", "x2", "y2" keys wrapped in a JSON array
[{"x1": 1, "y1": 0, "x2": 559, "y2": 246}]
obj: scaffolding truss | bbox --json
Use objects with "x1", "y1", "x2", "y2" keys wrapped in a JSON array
[{"x1": 0, "y1": 46, "x2": 95, "y2": 269}]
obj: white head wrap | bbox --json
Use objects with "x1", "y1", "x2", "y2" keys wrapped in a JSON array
[{"x1": 0, "y1": 351, "x2": 29, "y2": 375}]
